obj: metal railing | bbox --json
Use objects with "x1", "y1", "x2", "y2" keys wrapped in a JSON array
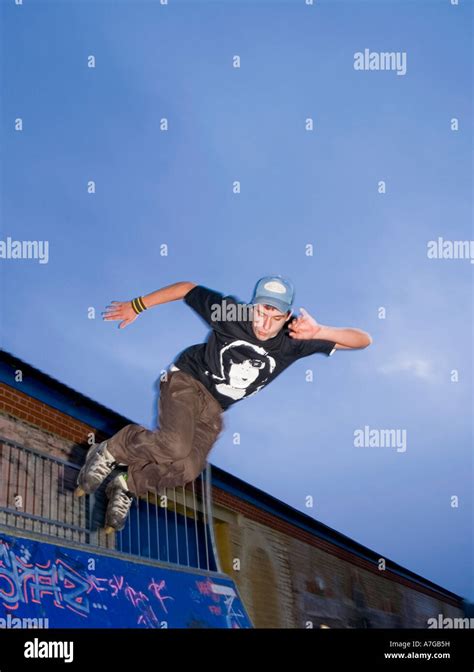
[{"x1": 0, "y1": 436, "x2": 221, "y2": 573}]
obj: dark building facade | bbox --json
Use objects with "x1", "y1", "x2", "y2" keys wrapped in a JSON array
[{"x1": 0, "y1": 350, "x2": 466, "y2": 628}]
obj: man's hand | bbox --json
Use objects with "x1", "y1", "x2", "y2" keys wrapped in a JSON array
[
  {"x1": 102, "y1": 301, "x2": 139, "y2": 329},
  {"x1": 100, "y1": 282, "x2": 197, "y2": 330},
  {"x1": 288, "y1": 307, "x2": 373, "y2": 348},
  {"x1": 288, "y1": 307, "x2": 322, "y2": 340}
]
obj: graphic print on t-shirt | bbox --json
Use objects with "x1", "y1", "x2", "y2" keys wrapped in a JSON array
[{"x1": 208, "y1": 339, "x2": 277, "y2": 401}]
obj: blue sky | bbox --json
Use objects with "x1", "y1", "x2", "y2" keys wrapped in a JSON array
[{"x1": 1, "y1": 0, "x2": 472, "y2": 603}]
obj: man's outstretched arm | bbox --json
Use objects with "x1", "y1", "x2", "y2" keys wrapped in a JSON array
[
  {"x1": 103, "y1": 281, "x2": 197, "y2": 329},
  {"x1": 288, "y1": 307, "x2": 372, "y2": 350}
]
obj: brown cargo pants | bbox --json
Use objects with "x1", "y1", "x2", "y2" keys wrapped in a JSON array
[{"x1": 105, "y1": 369, "x2": 224, "y2": 497}]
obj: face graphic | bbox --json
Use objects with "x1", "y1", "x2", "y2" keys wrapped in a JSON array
[
  {"x1": 213, "y1": 340, "x2": 277, "y2": 401},
  {"x1": 228, "y1": 358, "x2": 266, "y2": 388},
  {"x1": 252, "y1": 303, "x2": 291, "y2": 341}
]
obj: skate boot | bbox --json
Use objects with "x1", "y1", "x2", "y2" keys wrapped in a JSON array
[
  {"x1": 74, "y1": 441, "x2": 118, "y2": 497},
  {"x1": 104, "y1": 473, "x2": 135, "y2": 534}
]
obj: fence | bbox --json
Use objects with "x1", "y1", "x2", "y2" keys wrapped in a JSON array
[{"x1": 0, "y1": 436, "x2": 221, "y2": 573}]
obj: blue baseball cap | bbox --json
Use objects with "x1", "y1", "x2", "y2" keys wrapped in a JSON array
[{"x1": 251, "y1": 275, "x2": 295, "y2": 314}]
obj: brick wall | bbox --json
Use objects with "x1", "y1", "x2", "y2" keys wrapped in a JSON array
[
  {"x1": 209, "y1": 505, "x2": 464, "y2": 628},
  {"x1": 0, "y1": 384, "x2": 114, "y2": 551}
]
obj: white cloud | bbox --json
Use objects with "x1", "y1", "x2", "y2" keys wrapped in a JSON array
[{"x1": 378, "y1": 357, "x2": 435, "y2": 381}]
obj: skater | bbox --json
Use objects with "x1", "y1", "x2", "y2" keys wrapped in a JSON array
[{"x1": 75, "y1": 276, "x2": 372, "y2": 533}]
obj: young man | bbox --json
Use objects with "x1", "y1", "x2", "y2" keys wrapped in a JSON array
[{"x1": 75, "y1": 276, "x2": 372, "y2": 533}]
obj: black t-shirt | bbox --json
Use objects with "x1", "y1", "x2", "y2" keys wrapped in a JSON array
[{"x1": 173, "y1": 285, "x2": 337, "y2": 411}]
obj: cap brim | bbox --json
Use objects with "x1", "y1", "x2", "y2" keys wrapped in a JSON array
[{"x1": 253, "y1": 297, "x2": 290, "y2": 314}]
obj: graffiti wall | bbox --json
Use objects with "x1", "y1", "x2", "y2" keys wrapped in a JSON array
[{"x1": 0, "y1": 532, "x2": 252, "y2": 628}]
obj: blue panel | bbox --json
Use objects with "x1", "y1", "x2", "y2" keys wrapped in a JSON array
[{"x1": 0, "y1": 532, "x2": 252, "y2": 629}]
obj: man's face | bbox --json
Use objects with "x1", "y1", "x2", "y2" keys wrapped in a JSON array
[{"x1": 251, "y1": 303, "x2": 291, "y2": 341}]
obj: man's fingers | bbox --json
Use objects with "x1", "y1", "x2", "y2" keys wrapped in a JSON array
[
  {"x1": 104, "y1": 302, "x2": 124, "y2": 312},
  {"x1": 299, "y1": 307, "x2": 310, "y2": 318},
  {"x1": 290, "y1": 320, "x2": 303, "y2": 329},
  {"x1": 119, "y1": 317, "x2": 137, "y2": 329}
]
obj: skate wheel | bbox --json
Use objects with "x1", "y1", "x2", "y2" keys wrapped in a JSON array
[
  {"x1": 104, "y1": 526, "x2": 116, "y2": 535},
  {"x1": 74, "y1": 486, "x2": 85, "y2": 498}
]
